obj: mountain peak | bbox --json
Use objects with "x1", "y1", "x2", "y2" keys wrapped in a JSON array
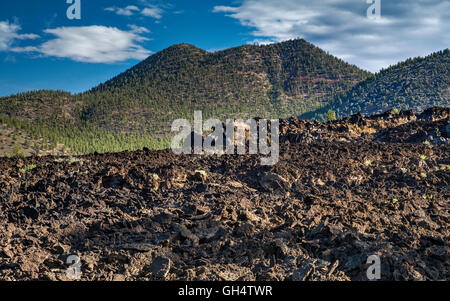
[
  {"x1": 84, "y1": 38, "x2": 371, "y2": 134},
  {"x1": 1, "y1": 40, "x2": 447, "y2": 157},
  {"x1": 162, "y1": 43, "x2": 207, "y2": 54},
  {"x1": 169, "y1": 43, "x2": 201, "y2": 49}
]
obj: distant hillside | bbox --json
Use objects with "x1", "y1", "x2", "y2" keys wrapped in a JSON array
[
  {"x1": 302, "y1": 49, "x2": 449, "y2": 120},
  {"x1": 0, "y1": 39, "x2": 370, "y2": 155},
  {"x1": 80, "y1": 39, "x2": 370, "y2": 134},
  {"x1": 1, "y1": 41, "x2": 448, "y2": 157}
]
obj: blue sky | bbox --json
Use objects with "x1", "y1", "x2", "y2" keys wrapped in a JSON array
[{"x1": 0, "y1": 0, "x2": 449, "y2": 97}]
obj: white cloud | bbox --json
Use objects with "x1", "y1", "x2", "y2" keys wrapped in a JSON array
[
  {"x1": 0, "y1": 20, "x2": 152, "y2": 63},
  {"x1": 105, "y1": 4, "x2": 164, "y2": 19},
  {"x1": 141, "y1": 6, "x2": 163, "y2": 19},
  {"x1": 214, "y1": 0, "x2": 450, "y2": 72},
  {"x1": 213, "y1": 6, "x2": 239, "y2": 13},
  {"x1": 0, "y1": 20, "x2": 39, "y2": 52},
  {"x1": 35, "y1": 26, "x2": 151, "y2": 63},
  {"x1": 247, "y1": 39, "x2": 276, "y2": 46},
  {"x1": 128, "y1": 24, "x2": 151, "y2": 34},
  {"x1": 105, "y1": 5, "x2": 140, "y2": 16}
]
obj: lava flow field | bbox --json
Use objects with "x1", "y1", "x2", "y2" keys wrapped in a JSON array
[{"x1": 0, "y1": 108, "x2": 449, "y2": 281}]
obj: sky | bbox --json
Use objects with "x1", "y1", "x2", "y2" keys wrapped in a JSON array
[{"x1": 0, "y1": 0, "x2": 448, "y2": 97}]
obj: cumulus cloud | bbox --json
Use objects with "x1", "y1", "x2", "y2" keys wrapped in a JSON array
[
  {"x1": 105, "y1": 5, "x2": 140, "y2": 16},
  {"x1": 213, "y1": 0, "x2": 450, "y2": 72},
  {"x1": 127, "y1": 24, "x2": 151, "y2": 34},
  {"x1": 33, "y1": 26, "x2": 151, "y2": 63},
  {"x1": 141, "y1": 6, "x2": 163, "y2": 19},
  {"x1": 0, "y1": 20, "x2": 152, "y2": 63},
  {"x1": 0, "y1": 20, "x2": 39, "y2": 52},
  {"x1": 105, "y1": 4, "x2": 164, "y2": 19}
]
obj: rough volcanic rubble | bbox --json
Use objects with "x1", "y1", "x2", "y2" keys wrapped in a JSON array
[{"x1": 0, "y1": 107, "x2": 449, "y2": 281}]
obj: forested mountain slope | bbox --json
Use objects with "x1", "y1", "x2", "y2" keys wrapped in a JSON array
[
  {"x1": 2, "y1": 41, "x2": 448, "y2": 156},
  {"x1": 0, "y1": 39, "x2": 370, "y2": 155},
  {"x1": 80, "y1": 39, "x2": 370, "y2": 134},
  {"x1": 302, "y1": 49, "x2": 449, "y2": 120}
]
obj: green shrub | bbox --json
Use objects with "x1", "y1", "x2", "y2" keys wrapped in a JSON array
[
  {"x1": 19, "y1": 164, "x2": 36, "y2": 174},
  {"x1": 12, "y1": 145, "x2": 26, "y2": 158},
  {"x1": 327, "y1": 110, "x2": 337, "y2": 122}
]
